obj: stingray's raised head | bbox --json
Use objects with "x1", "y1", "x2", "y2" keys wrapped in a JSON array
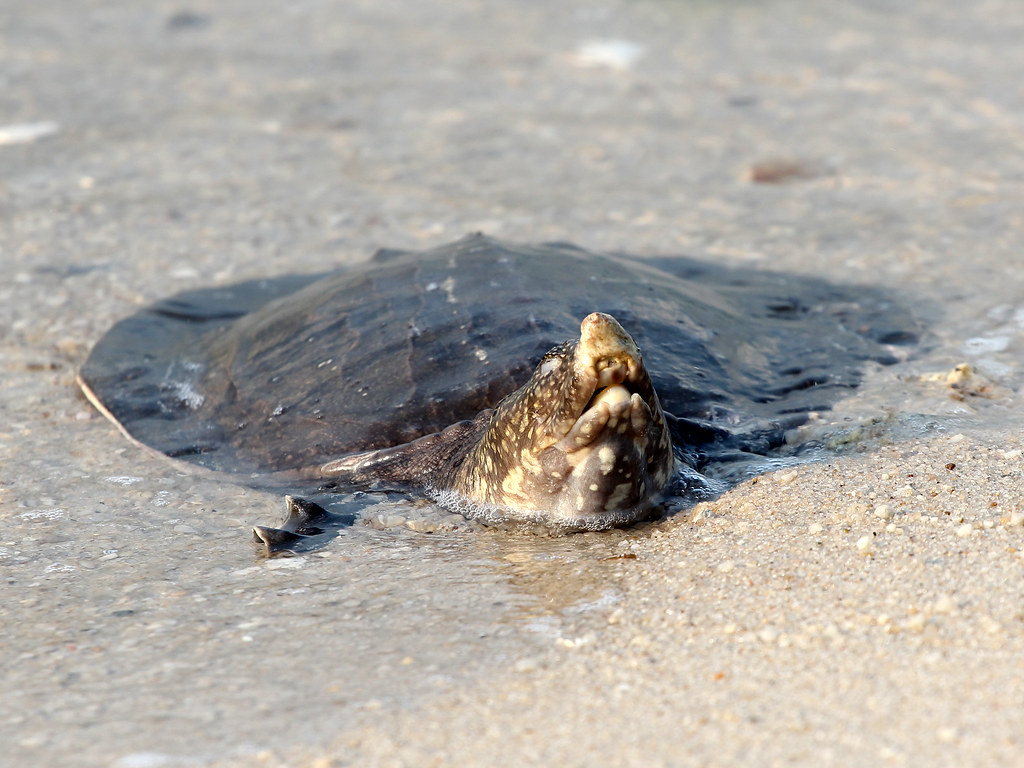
[{"x1": 323, "y1": 312, "x2": 675, "y2": 531}]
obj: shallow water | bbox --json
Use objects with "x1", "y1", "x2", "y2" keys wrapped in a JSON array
[
  {"x1": 7, "y1": 228, "x2": 1020, "y2": 768},
  {"x1": 3, "y1": 0, "x2": 1024, "y2": 765}
]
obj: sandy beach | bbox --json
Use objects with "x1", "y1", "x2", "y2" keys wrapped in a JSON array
[{"x1": 2, "y1": 1, "x2": 1023, "y2": 766}]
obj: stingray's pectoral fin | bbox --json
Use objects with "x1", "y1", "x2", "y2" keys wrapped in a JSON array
[{"x1": 252, "y1": 495, "x2": 356, "y2": 556}]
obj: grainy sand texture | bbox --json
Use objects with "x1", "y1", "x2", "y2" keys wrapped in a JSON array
[{"x1": 2, "y1": 1, "x2": 1023, "y2": 766}]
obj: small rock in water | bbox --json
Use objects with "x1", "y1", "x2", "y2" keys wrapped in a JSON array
[
  {"x1": 0, "y1": 121, "x2": 60, "y2": 145},
  {"x1": 747, "y1": 159, "x2": 824, "y2": 184},
  {"x1": 571, "y1": 39, "x2": 645, "y2": 70},
  {"x1": 404, "y1": 518, "x2": 437, "y2": 533},
  {"x1": 111, "y1": 752, "x2": 177, "y2": 768},
  {"x1": 963, "y1": 336, "x2": 1009, "y2": 354}
]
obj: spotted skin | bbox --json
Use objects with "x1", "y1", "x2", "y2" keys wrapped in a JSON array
[{"x1": 323, "y1": 313, "x2": 675, "y2": 531}]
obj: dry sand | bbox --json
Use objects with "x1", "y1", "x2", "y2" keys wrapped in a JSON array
[{"x1": 2, "y1": 1, "x2": 1024, "y2": 766}]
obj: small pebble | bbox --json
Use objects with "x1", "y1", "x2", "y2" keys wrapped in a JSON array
[
  {"x1": 855, "y1": 535, "x2": 873, "y2": 551},
  {"x1": 874, "y1": 504, "x2": 892, "y2": 520},
  {"x1": 955, "y1": 523, "x2": 974, "y2": 537},
  {"x1": 932, "y1": 594, "x2": 956, "y2": 614},
  {"x1": 903, "y1": 614, "x2": 928, "y2": 632},
  {"x1": 514, "y1": 657, "x2": 539, "y2": 672},
  {"x1": 405, "y1": 519, "x2": 437, "y2": 533},
  {"x1": 111, "y1": 752, "x2": 177, "y2": 768},
  {"x1": 265, "y1": 558, "x2": 305, "y2": 570},
  {"x1": 571, "y1": 39, "x2": 645, "y2": 71},
  {"x1": 503, "y1": 552, "x2": 534, "y2": 564},
  {"x1": 808, "y1": 522, "x2": 823, "y2": 534},
  {"x1": 776, "y1": 470, "x2": 798, "y2": 485},
  {"x1": 0, "y1": 121, "x2": 59, "y2": 145},
  {"x1": 171, "y1": 266, "x2": 200, "y2": 280},
  {"x1": 758, "y1": 627, "x2": 779, "y2": 644},
  {"x1": 980, "y1": 616, "x2": 1002, "y2": 634}
]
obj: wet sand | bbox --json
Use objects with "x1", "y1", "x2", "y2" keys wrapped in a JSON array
[{"x1": 3, "y1": 1, "x2": 1024, "y2": 766}]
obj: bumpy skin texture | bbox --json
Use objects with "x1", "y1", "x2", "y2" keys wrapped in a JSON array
[{"x1": 322, "y1": 313, "x2": 675, "y2": 531}]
